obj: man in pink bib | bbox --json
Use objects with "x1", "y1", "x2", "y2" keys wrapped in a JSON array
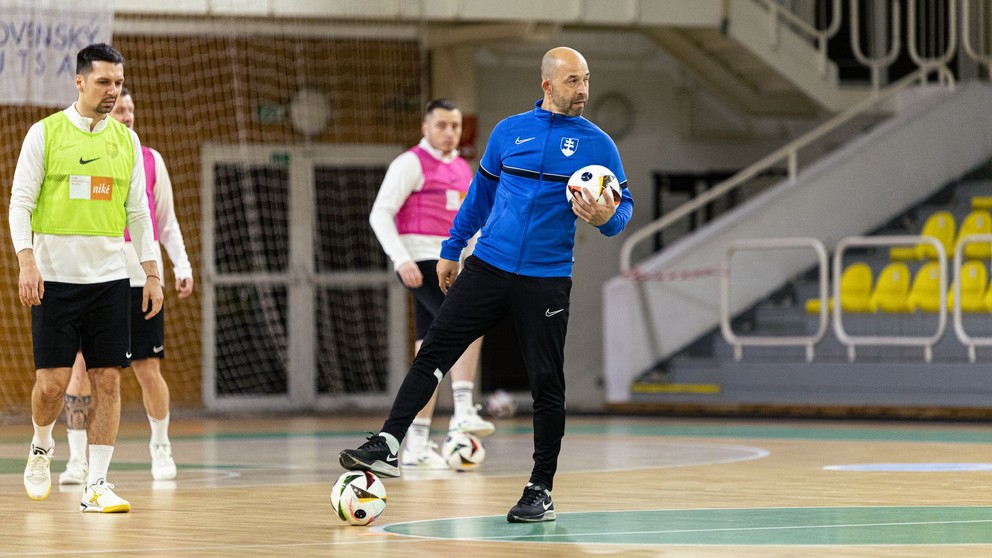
[{"x1": 369, "y1": 99, "x2": 494, "y2": 469}]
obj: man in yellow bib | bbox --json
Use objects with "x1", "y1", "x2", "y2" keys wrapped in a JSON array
[{"x1": 9, "y1": 43, "x2": 163, "y2": 513}]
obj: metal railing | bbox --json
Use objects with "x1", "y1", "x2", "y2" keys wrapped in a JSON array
[
  {"x1": 756, "y1": 0, "x2": 843, "y2": 77},
  {"x1": 850, "y1": 0, "x2": 902, "y2": 90},
  {"x1": 720, "y1": 238, "x2": 829, "y2": 363},
  {"x1": 952, "y1": 233, "x2": 992, "y2": 362},
  {"x1": 907, "y1": 0, "x2": 957, "y2": 77},
  {"x1": 833, "y1": 236, "x2": 947, "y2": 363},
  {"x1": 963, "y1": 0, "x2": 992, "y2": 75},
  {"x1": 717, "y1": 234, "x2": 992, "y2": 363}
]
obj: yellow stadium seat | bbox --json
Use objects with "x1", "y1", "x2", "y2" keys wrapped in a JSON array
[
  {"x1": 905, "y1": 261, "x2": 943, "y2": 313},
  {"x1": 869, "y1": 262, "x2": 911, "y2": 313},
  {"x1": 972, "y1": 196, "x2": 992, "y2": 211},
  {"x1": 805, "y1": 262, "x2": 874, "y2": 314},
  {"x1": 889, "y1": 211, "x2": 956, "y2": 261},
  {"x1": 948, "y1": 260, "x2": 989, "y2": 313},
  {"x1": 984, "y1": 284, "x2": 992, "y2": 312},
  {"x1": 957, "y1": 209, "x2": 992, "y2": 260}
]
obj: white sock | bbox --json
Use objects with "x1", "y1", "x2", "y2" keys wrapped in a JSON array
[
  {"x1": 148, "y1": 413, "x2": 170, "y2": 445},
  {"x1": 32, "y1": 419, "x2": 55, "y2": 450},
  {"x1": 404, "y1": 418, "x2": 431, "y2": 454},
  {"x1": 67, "y1": 429, "x2": 88, "y2": 462},
  {"x1": 88, "y1": 445, "x2": 114, "y2": 485},
  {"x1": 379, "y1": 432, "x2": 400, "y2": 455},
  {"x1": 452, "y1": 381, "x2": 474, "y2": 416}
]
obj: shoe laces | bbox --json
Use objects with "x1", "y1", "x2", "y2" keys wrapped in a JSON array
[
  {"x1": 358, "y1": 433, "x2": 390, "y2": 453},
  {"x1": 519, "y1": 484, "x2": 549, "y2": 506},
  {"x1": 90, "y1": 480, "x2": 116, "y2": 493},
  {"x1": 27, "y1": 447, "x2": 51, "y2": 472}
]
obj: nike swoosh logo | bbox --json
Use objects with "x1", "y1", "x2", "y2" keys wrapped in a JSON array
[
  {"x1": 545, "y1": 309, "x2": 564, "y2": 317},
  {"x1": 153, "y1": 345, "x2": 164, "y2": 353},
  {"x1": 385, "y1": 456, "x2": 397, "y2": 464},
  {"x1": 79, "y1": 157, "x2": 101, "y2": 164},
  {"x1": 515, "y1": 137, "x2": 535, "y2": 144},
  {"x1": 542, "y1": 500, "x2": 553, "y2": 510},
  {"x1": 125, "y1": 352, "x2": 132, "y2": 359}
]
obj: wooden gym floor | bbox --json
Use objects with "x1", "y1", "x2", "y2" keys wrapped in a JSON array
[{"x1": 0, "y1": 414, "x2": 990, "y2": 557}]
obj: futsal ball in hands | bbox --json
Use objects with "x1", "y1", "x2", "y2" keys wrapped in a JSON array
[
  {"x1": 330, "y1": 471, "x2": 387, "y2": 526},
  {"x1": 443, "y1": 432, "x2": 486, "y2": 472},
  {"x1": 486, "y1": 389, "x2": 517, "y2": 419},
  {"x1": 567, "y1": 164, "x2": 621, "y2": 206}
]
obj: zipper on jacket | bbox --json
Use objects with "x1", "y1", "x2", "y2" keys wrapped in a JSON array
[{"x1": 513, "y1": 112, "x2": 557, "y2": 274}]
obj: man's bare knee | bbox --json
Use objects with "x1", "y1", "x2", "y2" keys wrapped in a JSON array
[
  {"x1": 131, "y1": 359, "x2": 163, "y2": 386},
  {"x1": 34, "y1": 369, "x2": 70, "y2": 401},
  {"x1": 88, "y1": 368, "x2": 122, "y2": 394}
]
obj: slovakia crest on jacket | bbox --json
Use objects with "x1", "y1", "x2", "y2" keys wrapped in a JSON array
[{"x1": 560, "y1": 137, "x2": 579, "y2": 157}]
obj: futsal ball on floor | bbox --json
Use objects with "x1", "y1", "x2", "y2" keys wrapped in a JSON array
[
  {"x1": 330, "y1": 471, "x2": 387, "y2": 526},
  {"x1": 442, "y1": 432, "x2": 486, "y2": 472},
  {"x1": 486, "y1": 389, "x2": 517, "y2": 419},
  {"x1": 567, "y1": 164, "x2": 621, "y2": 206}
]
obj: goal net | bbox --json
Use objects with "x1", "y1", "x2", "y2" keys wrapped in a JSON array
[{"x1": 0, "y1": 4, "x2": 425, "y2": 416}]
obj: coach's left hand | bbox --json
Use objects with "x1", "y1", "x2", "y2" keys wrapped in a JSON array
[{"x1": 572, "y1": 187, "x2": 617, "y2": 226}]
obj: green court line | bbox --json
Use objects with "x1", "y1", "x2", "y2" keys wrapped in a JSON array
[
  {"x1": 382, "y1": 506, "x2": 992, "y2": 545},
  {"x1": 171, "y1": 422, "x2": 992, "y2": 444},
  {"x1": 3, "y1": 421, "x2": 991, "y2": 445},
  {"x1": 0, "y1": 458, "x2": 243, "y2": 475}
]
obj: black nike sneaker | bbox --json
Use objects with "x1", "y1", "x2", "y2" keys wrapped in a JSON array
[
  {"x1": 338, "y1": 434, "x2": 400, "y2": 478},
  {"x1": 507, "y1": 483, "x2": 556, "y2": 523}
]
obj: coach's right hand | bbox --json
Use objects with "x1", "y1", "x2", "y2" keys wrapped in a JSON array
[
  {"x1": 437, "y1": 258, "x2": 460, "y2": 294},
  {"x1": 16, "y1": 249, "x2": 44, "y2": 307}
]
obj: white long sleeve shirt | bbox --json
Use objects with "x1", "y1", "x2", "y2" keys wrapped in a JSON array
[
  {"x1": 123, "y1": 147, "x2": 193, "y2": 287},
  {"x1": 9, "y1": 105, "x2": 156, "y2": 284},
  {"x1": 369, "y1": 138, "x2": 472, "y2": 270}
]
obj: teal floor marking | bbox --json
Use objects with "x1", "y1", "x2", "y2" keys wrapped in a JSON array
[
  {"x1": 382, "y1": 507, "x2": 992, "y2": 545},
  {"x1": 2, "y1": 421, "x2": 992, "y2": 445}
]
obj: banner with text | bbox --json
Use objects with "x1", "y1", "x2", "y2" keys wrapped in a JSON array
[{"x1": 0, "y1": 3, "x2": 113, "y2": 107}]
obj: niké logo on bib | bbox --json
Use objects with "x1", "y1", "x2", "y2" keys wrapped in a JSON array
[{"x1": 90, "y1": 178, "x2": 113, "y2": 200}]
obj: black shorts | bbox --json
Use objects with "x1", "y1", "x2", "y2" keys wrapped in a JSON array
[
  {"x1": 400, "y1": 260, "x2": 446, "y2": 340},
  {"x1": 32, "y1": 279, "x2": 131, "y2": 369},
  {"x1": 129, "y1": 286, "x2": 165, "y2": 360}
]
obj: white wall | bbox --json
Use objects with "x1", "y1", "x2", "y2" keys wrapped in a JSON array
[{"x1": 472, "y1": 30, "x2": 819, "y2": 410}]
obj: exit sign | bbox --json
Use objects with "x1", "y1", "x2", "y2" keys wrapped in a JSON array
[{"x1": 254, "y1": 103, "x2": 287, "y2": 124}]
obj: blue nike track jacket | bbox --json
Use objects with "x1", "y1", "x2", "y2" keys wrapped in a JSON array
[{"x1": 440, "y1": 100, "x2": 634, "y2": 277}]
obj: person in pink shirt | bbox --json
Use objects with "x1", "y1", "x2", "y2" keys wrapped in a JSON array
[{"x1": 368, "y1": 99, "x2": 494, "y2": 469}]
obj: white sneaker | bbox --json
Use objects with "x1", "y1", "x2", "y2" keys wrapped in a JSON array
[
  {"x1": 150, "y1": 442, "x2": 177, "y2": 481},
  {"x1": 24, "y1": 444, "x2": 53, "y2": 500},
  {"x1": 80, "y1": 480, "x2": 131, "y2": 513},
  {"x1": 449, "y1": 405, "x2": 496, "y2": 437},
  {"x1": 59, "y1": 458, "x2": 88, "y2": 485},
  {"x1": 400, "y1": 441, "x2": 448, "y2": 470}
]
